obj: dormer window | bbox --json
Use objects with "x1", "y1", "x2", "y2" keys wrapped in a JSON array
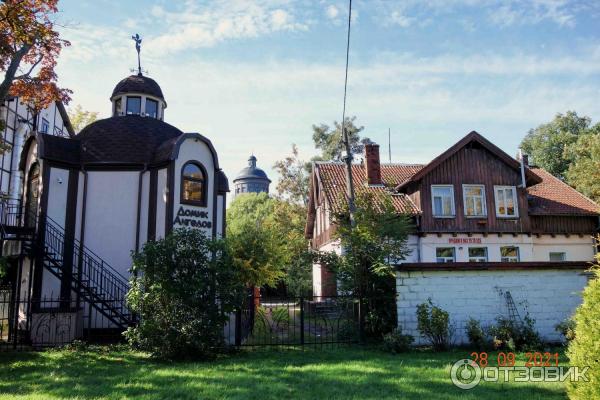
[
  {"x1": 126, "y1": 96, "x2": 141, "y2": 115},
  {"x1": 146, "y1": 99, "x2": 158, "y2": 118}
]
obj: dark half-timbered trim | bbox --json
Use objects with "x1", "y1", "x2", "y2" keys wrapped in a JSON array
[
  {"x1": 58, "y1": 169, "x2": 79, "y2": 304},
  {"x1": 165, "y1": 161, "x2": 175, "y2": 235},
  {"x1": 395, "y1": 261, "x2": 592, "y2": 272},
  {"x1": 147, "y1": 169, "x2": 158, "y2": 241},
  {"x1": 135, "y1": 167, "x2": 147, "y2": 252},
  {"x1": 32, "y1": 162, "x2": 51, "y2": 302}
]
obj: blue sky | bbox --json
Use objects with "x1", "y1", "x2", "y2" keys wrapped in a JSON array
[{"x1": 55, "y1": 0, "x2": 600, "y2": 184}]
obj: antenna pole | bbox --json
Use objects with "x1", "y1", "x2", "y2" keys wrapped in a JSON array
[
  {"x1": 388, "y1": 128, "x2": 391, "y2": 163},
  {"x1": 341, "y1": 0, "x2": 356, "y2": 227}
]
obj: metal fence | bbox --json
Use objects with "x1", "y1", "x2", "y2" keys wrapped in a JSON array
[
  {"x1": 0, "y1": 293, "x2": 126, "y2": 351},
  {"x1": 225, "y1": 294, "x2": 383, "y2": 347},
  {"x1": 1, "y1": 292, "x2": 396, "y2": 351}
]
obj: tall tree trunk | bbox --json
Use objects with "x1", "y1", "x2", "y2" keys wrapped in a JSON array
[{"x1": 0, "y1": 43, "x2": 32, "y2": 104}]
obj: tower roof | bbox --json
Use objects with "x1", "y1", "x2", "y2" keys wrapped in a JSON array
[
  {"x1": 111, "y1": 74, "x2": 165, "y2": 102},
  {"x1": 233, "y1": 155, "x2": 271, "y2": 183}
]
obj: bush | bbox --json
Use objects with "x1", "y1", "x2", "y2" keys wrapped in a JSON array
[
  {"x1": 555, "y1": 317, "x2": 576, "y2": 343},
  {"x1": 567, "y1": 256, "x2": 600, "y2": 400},
  {"x1": 416, "y1": 299, "x2": 452, "y2": 350},
  {"x1": 487, "y1": 315, "x2": 542, "y2": 352},
  {"x1": 382, "y1": 328, "x2": 414, "y2": 353},
  {"x1": 465, "y1": 318, "x2": 487, "y2": 350},
  {"x1": 125, "y1": 229, "x2": 243, "y2": 359}
]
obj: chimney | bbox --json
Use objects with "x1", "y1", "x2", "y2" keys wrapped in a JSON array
[
  {"x1": 364, "y1": 143, "x2": 382, "y2": 186},
  {"x1": 522, "y1": 154, "x2": 529, "y2": 167}
]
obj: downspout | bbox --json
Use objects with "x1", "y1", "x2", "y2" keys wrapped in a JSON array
[{"x1": 135, "y1": 164, "x2": 148, "y2": 253}]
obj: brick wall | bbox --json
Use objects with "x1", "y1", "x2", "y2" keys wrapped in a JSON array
[{"x1": 396, "y1": 268, "x2": 590, "y2": 345}]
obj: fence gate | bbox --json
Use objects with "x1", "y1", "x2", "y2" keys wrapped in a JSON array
[{"x1": 229, "y1": 295, "x2": 366, "y2": 347}]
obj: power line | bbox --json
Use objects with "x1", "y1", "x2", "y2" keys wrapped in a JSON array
[{"x1": 341, "y1": 0, "x2": 356, "y2": 226}]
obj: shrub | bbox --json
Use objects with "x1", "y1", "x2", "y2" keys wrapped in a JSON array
[
  {"x1": 416, "y1": 299, "x2": 452, "y2": 350},
  {"x1": 567, "y1": 255, "x2": 600, "y2": 400},
  {"x1": 382, "y1": 328, "x2": 414, "y2": 353},
  {"x1": 465, "y1": 318, "x2": 487, "y2": 350},
  {"x1": 125, "y1": 229, "x2": 243, "y2": 359},
  {"x1": 555, "y1": 317, "x2": 576, "y2": 343},
  {"x1": 487, "y1": 315, "x2": 542, "y2": 352}
]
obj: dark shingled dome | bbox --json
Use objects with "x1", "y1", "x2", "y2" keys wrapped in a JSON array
[
  {"x1": 233, "y1": 155, "x2": 271, "y2": 182},
  {"x1": 77, "y1": 116, "x2": 182, "y2": 163},
  {"x1": 111, "y1": 74, "x2": 165, "y2": 101}
]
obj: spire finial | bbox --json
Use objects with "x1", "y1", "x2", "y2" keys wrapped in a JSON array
[
  {"x1": 131, "y1": 33, "x2": 142, "y2": 76},
  {"x1": 248, "y1": 154, "x2": 257, "y2": 168}
]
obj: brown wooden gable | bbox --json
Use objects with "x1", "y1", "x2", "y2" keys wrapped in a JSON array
[{"x1": 401, "y1": 132, "x2": 534, "y2": 233}]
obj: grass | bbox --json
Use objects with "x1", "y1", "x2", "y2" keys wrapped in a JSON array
[{"x1": 0, "y1": 346, "x2": 567, "y2": 400}]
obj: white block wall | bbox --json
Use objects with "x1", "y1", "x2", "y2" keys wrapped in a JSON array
[{"x1": 396, "y1": 269, "x2": 590, "y2": 345}]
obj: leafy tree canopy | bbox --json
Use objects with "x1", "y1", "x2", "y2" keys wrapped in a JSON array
[
  {"x1": 0, "y1": 0, "x2": 71, "y2": 110},
  {"x1": 312, "y1": 116, "x2": 370, "y2": 161},
  {"x1": 520, "y1": 111, "x2": 591, "y2": 179},
  {"x1": 125, "y1": 229, "x2": 243, "y2": 359},
  {"x1": 67, "y1": 104, "x2": 98, "y2": 133},
  {"x1": 226, "y1": 193, "x2": 311, "y2": 294},
  {"x1": 565, "y1": 125, "x2": 600, "y2": 203}
]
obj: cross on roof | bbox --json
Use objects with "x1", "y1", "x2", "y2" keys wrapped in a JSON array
[{"x1": 131, "y1": 33, "x2": 142, "y2": 76}]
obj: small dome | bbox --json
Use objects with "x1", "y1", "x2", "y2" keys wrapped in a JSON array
[
  {"x1": 111, "y1": 74, "x2": 165, "y2": 101},
  {"x1": 233, "y1": 155, "x2": 271, "y2": 182}
]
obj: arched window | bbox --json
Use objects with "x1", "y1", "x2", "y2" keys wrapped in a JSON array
[{"x1": 181, "y1": 161, "x2": 207, "y2": 206}]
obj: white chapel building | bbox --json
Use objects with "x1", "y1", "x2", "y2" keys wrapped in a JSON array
[{"x1": 1, "y1": 71, "x2": 228, "y2": 343}]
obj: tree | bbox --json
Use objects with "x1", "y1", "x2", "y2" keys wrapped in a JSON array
[
  {"x1": 312, "y1": 116, "x2": 370, "y2": 161},
  {"x1": 67, "y1": 104, "x2": 98, "y2": 133},
  {"x1": 226, "y1": 192, "x2": 311, "y2": 293},
  {"x1": 125, "y1": 229, "x2": 243, "y2": 359},
  {"x1": 328, "y1": 192, "x2": 413, "y2": 337},
  {"x1": 567, "y1": 237, "x2": 600, "y2": 399},
  {"x1": 272, "y1": 144, "x2": 311, "y2": 206},
  {"x1": 565, "y1": 127, "x2": 600, "y2": 203},
  {"x1": 0, "y1": 0, "x2": 71, "y2": 110},
  {"x1": 520, "y1": 111, "x2": 591, "y2": 180}
]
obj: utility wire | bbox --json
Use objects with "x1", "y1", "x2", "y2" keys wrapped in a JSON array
[{"x1": 341, "y1": 0, "x2": 356, "y2": 226}]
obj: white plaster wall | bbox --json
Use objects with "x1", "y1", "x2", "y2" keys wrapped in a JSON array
[
  {"x1": 155, "y1": 168, "x2": 167, "y2": 239},
  {"x1": 83, "y1": 171, "x2": 138, "y2": 276},
  {"x1": 532, "y1": 235, "x2": 595, "y2": 261},
  {"x1": 74, "y1": 173, "x2": 84, "y2": 242},
  {"x1": 396, "y1": 269, "x2": 590, "y2": 345},
  {"x1": 312, "y1": 264, "x2": 323, "y2": 297},
  {"x1": 414, "y1": 233, "x2": 596, "y2": 263},
  {"x1": 46, "y1": 168, "x2": 69, "y2": 227},
  {"x1": 173, "y1": 138, "x2": 216, "y2": 237},
  {"x1": 40, "y1": 167, "x2": 70, "y2": 298},
  {"x1": 216, "y1": 194, "x2": 224, "y2": 237}
]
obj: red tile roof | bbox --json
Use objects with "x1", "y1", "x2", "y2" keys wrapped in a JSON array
[
  {"x1": 527, "y1": 167, "x2": 599, "y2": 216},
  {"x1": 314, "y1": 162, "x2": 598, "y2": 217},
  {"x1": 315, "y1": 162, "x2": 423, "y2": 214}
]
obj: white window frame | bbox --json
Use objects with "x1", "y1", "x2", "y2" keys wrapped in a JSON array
[
  {"x1": 431, "y1": 185, "x2": 455, "y2": 218},
  {"x1": 500, "y1": 246, "x2": 520, "y2": 262},
  {"x1": 436, "y1": 247, "x2": 455, "y2": 263},
  {"x1": 549, "y1": 252, "x2": 566, "y2": 261},
  {"x1": 462, "y1": 184, "x2": 487, "y2": 217},
  {"x1": 468, "y1": 247, "x2": 488, "y2": 262},
  {"x1": 494, "y1": 185, "x2": 519, "y2": 218}
]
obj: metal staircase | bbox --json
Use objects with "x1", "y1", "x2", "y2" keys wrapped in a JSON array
[{"x1": 1, "y1": 200, "x2": 135, "y2": 330}]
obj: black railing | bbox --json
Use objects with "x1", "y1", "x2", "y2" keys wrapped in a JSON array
[{"x1": 41, "y1": 216, "x2": 133, "y2": 328}]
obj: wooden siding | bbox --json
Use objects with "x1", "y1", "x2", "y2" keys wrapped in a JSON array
[
  {"x1": 530, "y1": 215, "x2": 598, "y2": 234},
  {"x1": 408, "y1": 144, "x2": 531, "y2": 233}
]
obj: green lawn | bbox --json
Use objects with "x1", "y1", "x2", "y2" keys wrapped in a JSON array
[{"x1": 0, "y1": 346, "x2": 567, "y2": 400}]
